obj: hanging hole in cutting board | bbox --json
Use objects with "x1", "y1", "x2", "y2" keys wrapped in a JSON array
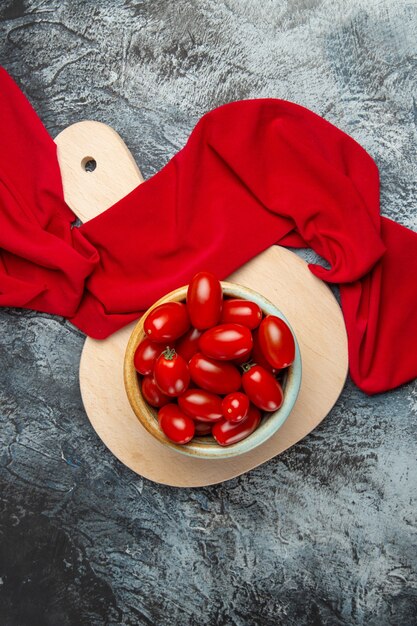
[{"x1": 81, "y1": 156, "x2": 97, "y2": 172}]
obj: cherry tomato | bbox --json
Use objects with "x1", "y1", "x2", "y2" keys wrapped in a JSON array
[
  {"x1": 189, "y1": 353, "x2": 241, "y2": 395},
  {"x1": 158, "y1": 404, "x2": 195, "y2": 444},
  {"x1": 176, "y1": 327, "x2": 203, "y2": 362},
  {"x1": 194, "y1": 421, "x2": 213, "y2": 436},
  {"x1": 178, "y1": 389, "x2": 223, "y2": 422},
  {"x1": 221, "y1": 392, "x2": 250, "y2": 423},
  {"x1": 251, "y1": 328, "x2": 278, "y2": 374},
  {"x1": 144, "y1": 302, "x2": 190, "y2": 343},
  {"x1": 199, "y1": 324, "x2": 253, "y2": 361},
  {"x1": 186, "y1": 271, "x2": 223, "y2": 330},
  {"x1": 242, "y1": 364, "x2": 283, "y2": 412},
  {"x1": 154, "y1": 347, "x2": 190, "y2": 397},
  {"x1": 212, "y1": 405, "x2": 261, "y2": 446},
  {"x1": 134, "y1": 338, "x2": 165, "y2": 375},
  {"x1": 258, "y1": 315, "x2": 295, "y2": 369},
  {"x1": 141, "y1": 375, "x2": 170, "y2": 408},
  {"x1": 221, "y1": 299, "x2": 262, "y2": 329}
]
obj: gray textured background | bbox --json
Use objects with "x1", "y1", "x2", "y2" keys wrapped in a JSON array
[{"x1": 1, "y1": 1, "x2": 416, "y2": 625}]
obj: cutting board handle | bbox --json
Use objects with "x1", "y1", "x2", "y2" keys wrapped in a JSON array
[{"x1": 55, "y1": 121, "x2": 144, "y2": 223}]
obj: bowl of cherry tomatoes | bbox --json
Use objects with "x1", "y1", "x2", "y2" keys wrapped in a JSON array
[{"x1": 124, "y1": 272, "x2": 302, "y2": 459}]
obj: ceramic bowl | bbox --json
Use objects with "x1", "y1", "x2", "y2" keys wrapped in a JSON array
[{"x1": 124, "y1": 281, "x2": 302, "y2": 459}]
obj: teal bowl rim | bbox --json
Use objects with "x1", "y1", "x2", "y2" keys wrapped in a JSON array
[{"x1": 165, "y1": 281, "x2": 302, "y2": 459}]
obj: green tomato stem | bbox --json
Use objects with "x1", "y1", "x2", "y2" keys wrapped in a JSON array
[
  {"x1": 162, "y1": 346, "x2": 176, "y2": 360},
  {"x1": 241, "y1": 360, "x2": 256, "y2": 372}
]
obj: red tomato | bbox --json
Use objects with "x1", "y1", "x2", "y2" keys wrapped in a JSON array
[
  {"x1": 194, "y1": 421, "x2": 213, "y2": 436},
  {"x1": 221, "y1": 392, "x2": 250, "y2": 423},
  {"x1": 212, "y1": 405, "x2": 261, "y2": 446},
  {"x1": 176, "y1": 327, "x2": 203, "y2": 362},
  {"x1": 186, "y1": 271, "x2": 223, "y2": 330},
  {"x1": 154, "y1": 347, "x2": 190, "y2": 397},
  {"x1": 141, "y1": 375, "x2": 170, "y2": 408},
  {"x1": 158, "y1": 404, "x2": 195, "y2": 444},
  {"x1": 242, "y1": 364, "x2": 283, "y2": 412},
  {"x1": 221, "y1": 299, "x2": 262, "y2": 329},
  {"x1": 189, "y1": 353, "x2": 241, "y2": 395},
  {"x1": 144, "y1": 302, "x2": 190, "y2": 343},
  {"x1": 251, "y1": 328, "x2": 278, "y2": 375},
  {"x1": 178, "y1": 389, "x2": 223, "y2": 422},
  {"x1": 258, "y1": 315, "x2": 295, "y2": 369},
  {"x1": 199, "y1": 324, "x2": 253, "y2": 361},
  {"x1": 134, "y1": 338, "x2": 164, "y2": 375}
]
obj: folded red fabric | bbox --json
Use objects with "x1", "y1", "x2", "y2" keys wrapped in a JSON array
[
  {"x1": 0, "y1": 68, "x2": 99, "y2": 317},
  {"x1": 0, "y1": 67, "x2": 416, "y2": 394}
]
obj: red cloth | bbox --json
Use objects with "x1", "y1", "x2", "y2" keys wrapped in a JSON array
[{"x1": 0, "y1": 67, "x2": 416, "y2": 394}]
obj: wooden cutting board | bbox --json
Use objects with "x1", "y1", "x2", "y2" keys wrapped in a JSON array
[{"x1": 55, "y1": 121, "x2": 348, "y2": 487}]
